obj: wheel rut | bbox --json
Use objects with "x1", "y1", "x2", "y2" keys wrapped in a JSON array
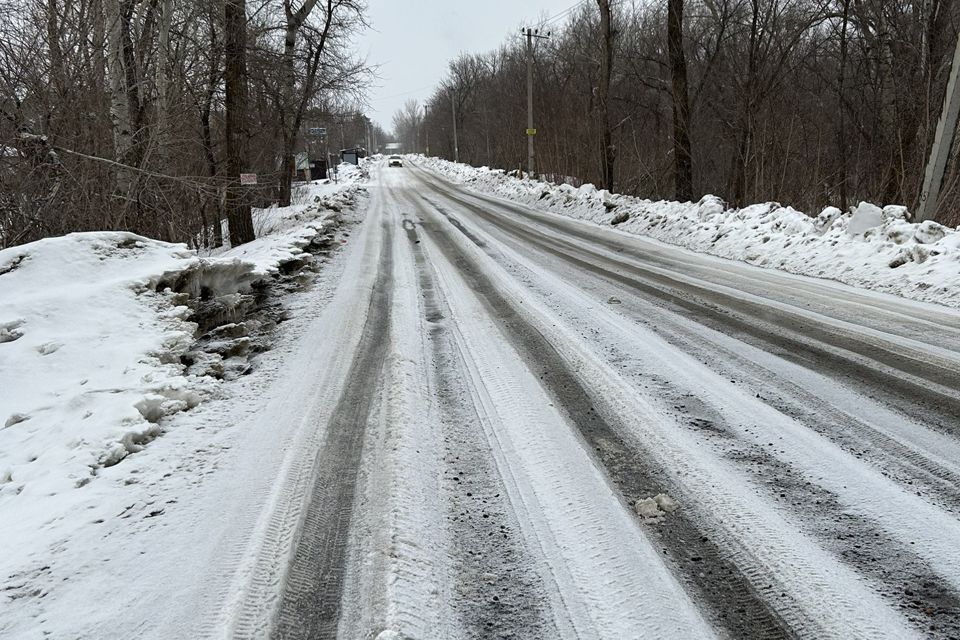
[
  {"x1": 402, "y1": 213, "x2": 553, "y2": 639},
  {"x1": 413, "y1": 200, "x2": 799, "y2": 639},
  {"x1": 413, "y1": 169, "x2": 960, "y2": 437},
  {"x1": 272, "y1": 221, "x2": 394, "y2": 640},
  {"x1": 493, "y1": 235, "x2": 960, "y2": 516},
  {"x1": 411, "y1": 167, "x2": 960, "y2": 638}
]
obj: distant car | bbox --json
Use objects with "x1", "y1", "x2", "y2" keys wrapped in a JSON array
[{"x1": 388, "y1": 155, "x2": 403, "y2": 167}]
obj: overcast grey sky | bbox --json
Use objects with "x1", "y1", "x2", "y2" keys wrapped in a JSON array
[{"x1": 356, "y1": 0, "x2": 583, "y2": 132}]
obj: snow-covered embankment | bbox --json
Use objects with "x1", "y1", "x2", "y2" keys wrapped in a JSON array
[
  {"x1": 0, "y1": 171, "x2": 365, "y2": 631},
  {"x1": 417, "y1": 156, "x2": 960, "y2": 308},
  {"x1": 1, "y1": 175, "x2": 361, "y2": 500}
]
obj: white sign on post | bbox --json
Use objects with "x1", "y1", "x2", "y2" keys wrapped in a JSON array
[{"x1": 239, "y1": 173, "x2": 257, "y2": 185}]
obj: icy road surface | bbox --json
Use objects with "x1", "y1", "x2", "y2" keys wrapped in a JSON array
[{"x1": 235, "y1": 162, "x2": 960, "y2": 640}]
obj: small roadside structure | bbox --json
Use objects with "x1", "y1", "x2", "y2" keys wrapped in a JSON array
[
  {"x1": 309, "y1": 158, "x2": 327, "y2": 181},
  {"x1": 340, "y1": 147, "x2": 366, "y2": 165}
]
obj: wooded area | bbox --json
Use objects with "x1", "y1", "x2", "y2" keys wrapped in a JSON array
[
  {"x1": 0, "y1": 0, "x2": 373, "y2": 249},
  {"x1": 396, "y1": 0, "x2": 960, "y2": 226}
]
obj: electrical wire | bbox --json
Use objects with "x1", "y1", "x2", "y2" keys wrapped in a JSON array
[{"x1": 542, "y1": 0, "x2": 591, "y2": 26}]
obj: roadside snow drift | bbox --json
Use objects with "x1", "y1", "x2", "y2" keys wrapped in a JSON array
[
  {"x1": 0, "y1": 172, "x2": 362, "y2": 541},
  {"x1": 417, "y1": 156, "x2": 960, "y2": 308},
  {"x1": 0, "y1": 232, "x2": 222, "y2": 499}
]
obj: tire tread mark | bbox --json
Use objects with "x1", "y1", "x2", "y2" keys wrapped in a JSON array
[{"x1": 272, "y1": 222, "x2": 394, "y2": 640}]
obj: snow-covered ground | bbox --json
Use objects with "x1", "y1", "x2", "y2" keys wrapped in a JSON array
[
  {"x1": 416, "y1": 156, "x2": 960, "y2": 308},
  {"x1": 4, "y1": 157, "x2": 959, "y2": 639},
  {"x1": 0, "y1": 168, "x2": 366, "y2": 638}
]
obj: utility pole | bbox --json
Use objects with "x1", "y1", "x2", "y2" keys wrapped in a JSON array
[
  {"x1": 424, "y1": 106, "x2": 430, "y2": 156},
  {"x1": 523, "y1": 27, "x2": 550, "y2": 179},
  {"x1": 918, "y1": 29, "x2": 960, "y2": 222},
  {"x1": 451, "y1": 91, "x2": 460, "y2": 163}
]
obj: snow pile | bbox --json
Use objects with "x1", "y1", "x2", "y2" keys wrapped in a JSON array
[
  {"x1": 0, "y1": 171, "x2": 366, "y2": 509},
  {"x1": 223, "y1": 164, "x2": 367, "y2": 276},
  {"x1": 0, "y1": 233, "x2": 222, "y2": 500},
  {"x1": 417, "y1": 156, "x2": 960, "y2": 308}
]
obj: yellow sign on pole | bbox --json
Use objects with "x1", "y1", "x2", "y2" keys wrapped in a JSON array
[{"x1": 526, "y1": 128, "x2": 537, "y2": 136}]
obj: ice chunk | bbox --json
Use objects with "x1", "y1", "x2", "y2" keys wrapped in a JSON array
[
  {"x1": 847, "y1": 202, "x2": 883, "y2": 236},
  {"x1": 915, "y1": 220, "x2": 948, "y2": 245},
  {"x1": 815, "y1": 206, "x2": 842, "y2": 230},
  {"x1": 654, "y1": 493, "x2": 679, "y2": 513},
  {"x1": 635, "y1": 497, "x2": 664, "y2": 520},
  {"x1": 697, "y1": 195, "x2": 726, "y2": 220}
]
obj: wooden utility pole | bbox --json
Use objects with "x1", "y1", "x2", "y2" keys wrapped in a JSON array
[
  {"x1": 523, "y1": 27, "x2": 549, "y2": 179},
  {"x1": 668, "y1": 0, "x2": 693, "y2": 201},
  {"x1": 224, "y1": 0, "x2": 255, "y2": 245},
  {"x1": 597, "y1": 0, "x2": 616, "y2": 192},
  {"x1": 918, "y1": 28, "x2": 960, "y2": 222}
]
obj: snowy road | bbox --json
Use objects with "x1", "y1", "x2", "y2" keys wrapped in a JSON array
[{"x1": 260, "y1": 162, "x2": 960, "y2": 639}]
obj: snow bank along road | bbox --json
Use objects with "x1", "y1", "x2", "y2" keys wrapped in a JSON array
[{"x1": 244, "y1": 161, "x2": 960, "y2": 640}]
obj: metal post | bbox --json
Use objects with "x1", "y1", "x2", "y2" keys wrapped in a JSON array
[
  {"x1": 918, "y1": 30, "x2": 960, "y2": 221},
  {"x1": 526, "y1": 28, "x2": 535, "y2": 178}
]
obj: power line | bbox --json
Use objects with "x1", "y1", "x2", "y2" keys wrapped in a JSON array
[
  {"x1": 542, "y1": 0, "x2": 590, "y2": 26},
  {"x1": 369, "y1": 84, "x2": 436, "y2": 102}
]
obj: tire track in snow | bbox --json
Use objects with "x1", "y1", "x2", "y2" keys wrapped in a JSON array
[
  {"x1": 415, "y1": 175, "x2": 960, "y2": 637},
  {"x1": 414, "y1": 200, "x2": 796, "y2": 639},
  {"x1": 406, "y1": 170, "x2": 934, "y2": 639},
  {"x1": 208, "y1": 207, "x2": 380, "y2": 640},
  {"x1": 272, "y1": 220, "x2": 394, "y2": 640},
  {"x1": 400, "y1": 214, "x2": 555, "y2": 639},
  {"x1": 473, "y1": 220, "x2": 960, "y2": 517},
  {"x1": 413, "y1": 168, "x2": 960, "y2": 437},
  {"x1": 412, "y1": 166, "x2": 960, "y2": 351}
]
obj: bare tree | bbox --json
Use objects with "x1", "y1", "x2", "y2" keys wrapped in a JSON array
[
  {"x1": 224, "y1": 0, "x2": 254, "y2": 245},
  {"x1": 276, "y1": 0, "x2": 366, "y2": 206},
  {"x1": 0, "y1": 0, "x2": 373, "y2": 249},
  {"x1": 392, "y1": 98, "x2": 422, "y2": 152},
  {"x1": 668, "y1": 0, "x2": 693, "y2": 201},
  {"x1": 417, "y1": 0, "x2": 960, "y2": 223}
]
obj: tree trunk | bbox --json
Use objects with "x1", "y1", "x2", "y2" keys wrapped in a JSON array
[
  {"x1": 201, "y1": 93, "x2": 221, "y2": 247},
  {"x1": 224, "y1": 0, "x2": 255, "y2": 245},
  {"x1": 278, "y1": 7, "x2": 299, "y2": 206},
  {"x1": 156, "y1": 0, "x2": 173, "y2": 170},
  {"x1": 668, "y1": 0, "x2": 693, "y2": 202},
  {"x1": 104, "y1": 0, "x2": 135, "y2": 213},
  {"x1": 278, "y1": 0, "x2": 322, "y2": 207},
  {"x1": 281, "y1": 133, "x2": 296, "y2": 203},
  {"x1": 837, "y1": 0, "x2": 850, "y2": 211},
  {"x1": 203, "y1": 9, "x2": 223, "y2": 248},
  {"x1": 730, "y1": 1, "x2": 761, "y2": 206},
  {"x1": 46, "y1": 0, "x2": 66, "y2": 97},
  {"x1": 597, "y1": 0, "x2": 615, "y2": 192}
]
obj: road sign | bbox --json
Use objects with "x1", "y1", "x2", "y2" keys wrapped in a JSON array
[
  {"x1": 526, "y1": 128, "x2": 537, "y2": 136},
  {"x1": 308, "y1": 127, "x2": 327, "y2": 136},
  {"x1": 240, "y1": 173, "x2": 257, "y2": 185}
]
